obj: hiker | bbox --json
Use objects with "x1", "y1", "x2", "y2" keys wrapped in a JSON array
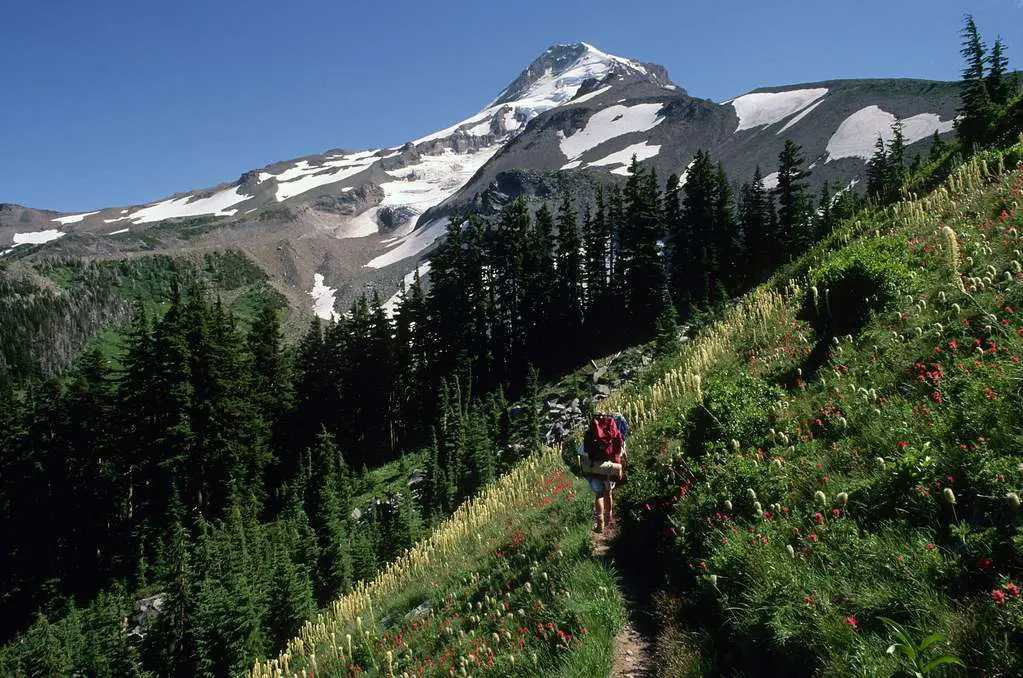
[{"x1": 581, "y1": 411, "x2": 628, "y2": 533}]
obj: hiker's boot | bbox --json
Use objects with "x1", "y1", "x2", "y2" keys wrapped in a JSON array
[{"x1": 593, "y1": 514, "x2": 604, "y2": 533}]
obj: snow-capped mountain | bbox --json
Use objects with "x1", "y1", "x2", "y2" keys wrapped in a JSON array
[{"x1": 1, "y1": 43, "x2": 961, "y2": 320}]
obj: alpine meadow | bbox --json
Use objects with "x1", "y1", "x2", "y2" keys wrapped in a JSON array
[{"x1": 2, "y1": 8, "x2": 1023, "y2": 677}]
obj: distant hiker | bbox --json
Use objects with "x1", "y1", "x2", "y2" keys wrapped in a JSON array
[{"x1": 581, "y1": 411, "x2": 628, "y2": 533}]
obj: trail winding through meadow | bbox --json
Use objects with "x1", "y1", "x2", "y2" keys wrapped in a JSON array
[{"x1": 592, "y1": 527, "x2": 656, "y2": 678}]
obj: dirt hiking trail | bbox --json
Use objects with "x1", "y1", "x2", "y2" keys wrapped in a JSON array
[{"x1": 592, "y1": 525, "x2": 656, "y2": 677}]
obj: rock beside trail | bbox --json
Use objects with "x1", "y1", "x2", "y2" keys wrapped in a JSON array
[{"x1": 130, "y1": 593, "x2": 166, "y2": 639}]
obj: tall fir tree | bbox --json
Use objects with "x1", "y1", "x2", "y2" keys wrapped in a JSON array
[
  {"x1": 675, "y1": 150, "x2": 717, "y2": 308},
  {"x1": 487, "y1": 200, "x2": 531, "y2": 388},
  {"x1": 553, "y1": 194, "x2": 585, "y2": 367},
  {"x1": 393, "y1": 266, "x2": 430, "y2": 450},
  {"x1": 957, "y1": 14, "x2": 993, "y2": 149},
  {"x1": 524, "y1": 203, "x2": 557, "y2": 371},
  {"x1": 774, "y1": 139, "x2": 813, "y2": 254},
  {"x1": 736, "y1": 166, "x2": 774, "y2": 285},
  {"x1": 929, "y1": 129, "x2": 946, "y2": 160},
  {"x1": 866, "y1": 135, "x2": 890, "y2": 202},
  {"x1": 620, "y1": 158, "x2": 667, "y2": 339},
  {"x1": 712, "y1": 162, "x2": 738, "y2": 296},
  {"x1": 986, "y1": 37, "x2": 1010, "y2": 106},
  {"x1": 246, "y1": 295, "x2": 293, "y2": 480}
]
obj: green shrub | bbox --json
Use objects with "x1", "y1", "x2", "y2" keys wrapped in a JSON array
[
  {"x1": 688, "y1": 372, "x2": 782, "y2": 452},
  {"x1": 807, "y1": 237, "x2": 913, "y2": 335}
]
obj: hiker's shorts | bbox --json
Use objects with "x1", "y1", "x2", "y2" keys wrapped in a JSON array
[{"x1": 588, "y1": 477, "x2": 615, "y2": 494}]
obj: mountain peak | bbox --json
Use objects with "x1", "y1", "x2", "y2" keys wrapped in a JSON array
[{"x1": 489, "y1": 42, "x2": 675, "y2": 110}]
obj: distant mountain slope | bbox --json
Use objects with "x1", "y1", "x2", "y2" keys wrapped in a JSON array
[{"x1": 1, "y1": 43, "x2": 961, "y2": 320}]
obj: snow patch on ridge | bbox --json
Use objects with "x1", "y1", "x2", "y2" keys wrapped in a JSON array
[
  {"x1": 126, "y1": 186, "x2": 250, "y2": 224},
  {"x1": 560, "y1": 103, "x2": 665, "y2": 160},
  {"x1": 762, "y1": 172, "x2": 780, "y2": 191},
  {"x1": 382, "y1": 148, "x2": 498, "y2": 212},
  {"x1": 309, "y1": 273, "x2": 339, "y2": 321},
  {"x1": 51, "y1": 211, "x2": 99, "y2": 225},
  {"x1": 777, "y1": 99, "x2": 826, "y2": 135},
  {"x1": 366, "y1": 217, "x2": 450, "y2": 270},
  {"x1": 825, "y1": 105, "x2": 954, "y2": 162},
  {"x1": 586, "y1": 141, "x2": 661, "y2": 175},
  {"x1": 338, "y1": 207, "x2": 384, "y2": 239},
  {"x1": 731, "y1": 88, "x2": 828, "y2": 132},
  {"x1": 12, "y1": 229, "x2": 65, "y2": 246},
  {"x1": 468, "y1": 119, "x2": 493, "y2": 136},
  {"x1": 272, "y1": 154, "x2": 378, "y2": 201},
  {"x1": 571, "y1": 85, "x2": 613, "y2": 105}
]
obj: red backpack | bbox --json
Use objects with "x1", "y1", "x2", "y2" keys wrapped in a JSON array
[{"x1": 585, "y1": 414, "x2": 623, "y2": 463}]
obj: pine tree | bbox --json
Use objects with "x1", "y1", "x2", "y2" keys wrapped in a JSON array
[
  {"x1": 929, "y1": 129, "x2": 946, "y2": 160},
  {"x1": 305, "y1": 429, "x2": 353, "y2": 602},
  {"x1": 888, "y1": 118, "x2": 906, "y2": 199},
  {"x1": 621, "y1": 158, "x2": 667, "y2": 339},
  {"x1": 266, "y1": 551, "x2": 315, "y2": 652},
  {"x1": 653, "y1": 288, "x2": 680, "y2": 356},
  {"x1": 364, "y1": 292, "x2": 398, "y2": 460},
  {"x1": 389, "y1": 486, "x2": 424, "y2": 558},
  {"x1": 604, "y1": 184, "x2": 629, "y2": 346},
  {"x1": 815, "y1": 182, "x2": 834, "y2": 239},
  {"x1": 188, "y1": 292, "x2": 263, "y2": 518},
  {"x1": 464, "y1": 405, "x2": 495, "y2": 493},
  {"x1": 986, "y1": 37, "x2": 1010, "y2": 106},
  {"x1": 712, "y1": 162, "x2": 738, "y2": 296},
  {"x1": 553, "y1": 194, "x2": 585, "y2": 367},
  {"x1": 143, "y1": 517, "x2": 199, "y2": 677},
  {"x1": 582, "y1": 186, "x2": 609, "y2": 307},
  {"x1": 582, "y1": 187, "x2": 613, "y2": 352},
  {"x1": 435, "y1": 378, "x2": 466, "y2": 509},
  {"x1": 663, "y1": 172, "x2": 685, "y2": 296},
  {"x1": 281, "y1": 487, "x2": 320, "y2": 581},
  {"x1": 246, "y1": 295, "x2": 293, "y2": 478},
  {"x1": 393, "y1": 266, "x2": 430, "y2": 449},
  {"x1": 957, "y1": 14, "x2": 993, "y2": 149},
  {"x1": 22, "y1": 612, "x2": 73, "y2": 677},
  {"x1": 117, "y1": 302, "x2": 156, "y2": 538},
  {"x1": 774, "y1": 139, "x2": 813, "y2": 254},
  {"x1": 422, "y1": 427, "x2": 445, "y2": 521},
  {"x1": 82, "y1": 584, "x2": 144, "y2": 677},
  {"x1": 348, "y1": 518, "x2": 379, "y2": 584},
  {"x1": 866, "y1": 135, "x2": 890, "y2": 202},
  {"x1": 524, "y1": 203, "x2": 557, "y2": 370},
  {"x1": 511, "y1": 364, "x2": 541, "y2": 453},
  {"x1": 61, "y1": 348, "x2": 116, "y2": 589},
  {"x1": 289, "y1": 317, "x2": 328, "y2": 472},
  {"x1": 675, "y1": 150, "x2": 717, "y2": 308},
  {"x1": 193, "y1": 513, "x2": 266, "y2": 676},
  {"x1": 737, "y1": 166, "x2": 773, "y2": 285},
  {"x1": 488, "y1": 199, "x2": 531, "y2": 386}
]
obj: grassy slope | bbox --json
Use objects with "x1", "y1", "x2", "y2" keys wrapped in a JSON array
[
  {"x1": 259, "y1": 140, "x2": 1023, "y2": 676},
  {"x1": 251, "y1": 449, "x2": 625, "y2": 677},
  {"x1": 610, "y1": 144, "x2": 1023, "y2": 676}
]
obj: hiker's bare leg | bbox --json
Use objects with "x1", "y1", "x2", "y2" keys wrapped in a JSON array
[{"x1": 605, "y1": 487, "x2": 614, "y2": 524}]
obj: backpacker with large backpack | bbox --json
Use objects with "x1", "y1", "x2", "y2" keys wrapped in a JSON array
[{"x1": 581, "y1": 413, "x2": 625, "y2": 478}]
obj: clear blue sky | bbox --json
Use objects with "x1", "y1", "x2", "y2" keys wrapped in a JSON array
[{"x1": 3, "y1": 0, "x2": 1020, "y2": 212}]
